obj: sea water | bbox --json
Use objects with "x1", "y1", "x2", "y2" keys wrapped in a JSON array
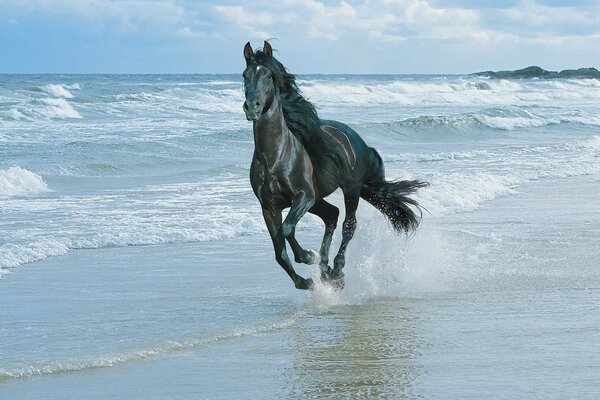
[{"x1": 1, "y1": 74, "x2": 599, "y2": 398}]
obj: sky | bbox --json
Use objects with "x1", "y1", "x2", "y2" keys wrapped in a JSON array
[{"x1": 1, "y1": 0, "x2": 600, "y2": 74}]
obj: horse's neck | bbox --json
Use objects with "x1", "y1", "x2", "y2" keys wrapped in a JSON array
[{"x1": 253, "y1": 97, "x2": 294, "y2": 165}]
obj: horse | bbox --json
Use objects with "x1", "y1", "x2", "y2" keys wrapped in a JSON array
[{"x1": 243, "y1": 41, "x2": 428, "y2": 290}]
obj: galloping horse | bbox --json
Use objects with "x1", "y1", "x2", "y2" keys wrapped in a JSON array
[{"x1": 243, "y1": 41, "x2": 427, "y2": 290}]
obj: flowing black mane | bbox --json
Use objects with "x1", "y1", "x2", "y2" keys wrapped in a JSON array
[{"x1": 250, "y1": 48, "x2": 343, "y2": 171}]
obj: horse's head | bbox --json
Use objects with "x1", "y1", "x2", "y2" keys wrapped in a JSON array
[{"x1": 242, "y1": 41, "x2": 276, "y2": 121}]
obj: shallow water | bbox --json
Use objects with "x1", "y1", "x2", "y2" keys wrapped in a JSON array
[{"x1": 1, "y1": 74, "x2": 599, "y2": 398}]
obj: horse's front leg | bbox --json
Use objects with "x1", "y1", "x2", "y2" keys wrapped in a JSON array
[
  {"x1": 281, "y1": 190, "x2": 317, "y2": 264},
  {"x1": 262, "y1": 208, "x2": 314, "y2": 290},
  {"x1": 286, "y1": 228, "x2": 320, "y2": 265}
]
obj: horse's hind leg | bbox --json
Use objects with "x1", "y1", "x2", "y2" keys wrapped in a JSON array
[
  {"x1": 262, "y1": 208, "x2": 314, "y2": 290},
  {"x1": 308, "y1": 199, "x2": 340, "y2": 277},
  {"x1": 331, "y1": 190, "x2": 360, "y2": 280}
]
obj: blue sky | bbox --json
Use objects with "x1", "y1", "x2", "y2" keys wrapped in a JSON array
[{"x1": 1, "y1": 0, "x2": 599, "y2": 73}]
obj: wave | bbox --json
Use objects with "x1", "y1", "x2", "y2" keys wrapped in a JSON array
[
  {"x1": 0, "y1": 166, "x2": 50, "y2": 198},
  {"x1": 3, "y1": 75, "x2": 599, "y2": 123},
  {"x1": 40, "y1": 98, "x2": 82, "y2": 119},
  {"x1": 42, "y1": 84, "x2": 75, "y2": 98},
  {"x1": 0, "y1": 313, "x2": 302, "y2": 381},
  {"x1": 2, "y1": 98, "x2": 82, "y2": 121},
  {"x1": 387, "y1": 136, "x2": 600, "y2": 215},
  {"x1": 111, "y1": 87, "x2": 244, "y2": 114},
  {"x1": 300, "y1": 77, "x2": 600, "y2": 109},
  {"x1": 2, "y1": 137, "x2": 599, "y2": 274},
  {"x1": 0, "y1": 178, "x2": 277, "y2": 273},
  {"x1": 358, "y1": 109, "x2": 600, "y2": 133},
  {"x1": 0, "y1": 218, "x2": 265, "y2": 274}
]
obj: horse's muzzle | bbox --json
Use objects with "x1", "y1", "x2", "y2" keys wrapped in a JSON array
[{"x1": 243, "y1": 100, "x2": 261, "y2": 121}]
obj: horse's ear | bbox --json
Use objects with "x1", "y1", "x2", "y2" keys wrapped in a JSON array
[
  {"x1": 243, "y1": 42, "x2": 253, "y2": 65},
  {"x1": 263, "y1": 41, "x2": 272, "y2": 58}
]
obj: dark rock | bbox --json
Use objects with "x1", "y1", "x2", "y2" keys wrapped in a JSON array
[{"x1": 474, "y1": 66, "x2": 600, "y2": 79}]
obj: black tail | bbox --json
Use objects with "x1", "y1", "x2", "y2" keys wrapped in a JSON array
[{"x1": 361, "y1": 148, "x2": 429, "y2": 233}]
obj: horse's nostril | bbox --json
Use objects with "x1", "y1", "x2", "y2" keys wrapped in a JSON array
[
  {"x1": 243, "y1": 102, "x2": 249, "y2": 111},
  {"x1": 255, "y1": 101, "x2": 260, "y2": 107}
]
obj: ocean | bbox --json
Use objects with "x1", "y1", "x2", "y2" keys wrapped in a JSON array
[{"x1": 1, "y1": 74, "x2": 599, "y2": 398}]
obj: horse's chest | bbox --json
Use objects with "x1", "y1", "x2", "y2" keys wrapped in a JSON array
[{"x1": 251, "y1": 154, "x2": 289, "y2": 208}]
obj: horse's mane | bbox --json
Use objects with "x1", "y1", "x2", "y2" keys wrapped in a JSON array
[{"x1": 251, "y1": 48, "x2": 344, "y2": 172}]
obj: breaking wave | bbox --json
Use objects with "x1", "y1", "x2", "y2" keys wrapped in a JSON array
[
  {"x1": 0, "y1": 313, "x2": 303, "y2": 381},
  {"x1": 357, "y1": 109, "x2": 600, "y2": 133},
  {"x1": 301, "y1": 77, "x2": 600, "y2": 107},
  {"x1": 2, "y1": 98, "x2": 81, "y2": 120},
  {"x1": 0, "y1": 166, "x2": 50, "y2": 198},
  {"x1": 386, "y1": 136, "x2": 600, "y2": 215},
  {"x1": 42, "y1": 83, "x2": 75, "y2": 98}
]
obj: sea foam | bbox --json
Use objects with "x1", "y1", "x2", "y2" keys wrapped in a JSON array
[
  {"x1": 40, "y1": 98, "x2": 82, "y2": 119},
  {"x1": 42, "y1": 84, "x2": 75, "y2": 98},
  {"x1": 0, "y1": 313, "x2": 302, "y2": 380},
  {"x1": 0, "y1": 166, "x2": 50, "y2": 198},
  {"x1": 385, "y1": 136, "x2": 600, "y2": 216}
]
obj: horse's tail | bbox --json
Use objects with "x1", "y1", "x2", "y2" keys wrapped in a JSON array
[{"x1": 360, "y1": 148, "x2": 429, "y2": 234}]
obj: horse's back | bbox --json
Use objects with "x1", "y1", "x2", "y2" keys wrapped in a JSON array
[
  {"x1": 320, "y1": 120, "x2": 368, "y2": 150},
  {"x1": 315, "y1": 119, "x2": 380, "y2": 194}
]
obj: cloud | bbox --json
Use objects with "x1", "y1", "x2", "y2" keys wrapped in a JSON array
[
  {"x1": 2, "y1": 0, "x2": 600, "y2": 73},
  {"x1": 502, "y1": 0, "x2": 600, "y2": 28},
  {"x1": 1, "y1": 0, "x2": 196, "y2": 35},
  {"x1": 214, "y1": 5, "x2": 275, "y2": 38},
  {"x1": 6, "y1": 0, "x2": 600, "y2": 45},
  {"x1": 210, "y1": 0, "x2": 498, "y2": 43},
  {"x1": 174, "y1": 26, "x2": 221, "y2": 40}
]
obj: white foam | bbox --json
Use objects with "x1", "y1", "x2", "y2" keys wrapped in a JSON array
[
  {"x1": 0, "y1": 166, "x2": 50, "y2": 198},
  {"x1": 0, "y1": 179, "x2": 277, "y2": 273},
  {"x1": 416, "y1": 172, "x2": 518, "y2": 215},
  {"x1": 3, "y1": 108, "x2": 26, "y2": 121},
  {"x1": 474, "y1": 110, "x2": 559, "y2": 130},
  {"x1": 112, "y1": 87, "x2": 244, "y2": 114},
  {"x1": 384, "y1": 149, "x2": 492, "y2": 163},
  {"x1": 42, "y1": 84, "x2": 74, "y2": 98},
  {"x1": 0, "y1": 313, "x2": 302, "y2": 379},
  {"x1": 40, "y1": 98, "x2": 82, "y2": 119},
  {"x1": 386, "y1": 136, "x2": 600, "y2": 216},
  {"x1": 0, "y1": 239, "x2": 69, "y2": 275},
  {"x1": 299, "y1": 76, "x2": 600, "y2": 111}
]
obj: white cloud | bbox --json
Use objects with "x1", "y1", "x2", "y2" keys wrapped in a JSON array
[
  {"x1": 212, "y1": 0, "x2": 495, "y2": 42},
  {"x1": 1, "y1": 0, "x2": 199, "y2": 36},
  {"x1": 503, "y1": 0, "x2": 600, "y2": 26},
  {"x1": 3, "y1": 0, "x2": 600, "y2": 72},
  {"x1": 214, "y1": 5, "x2": 274, "y2": 26},
  {"x1": 174, "y1": 26, "x2": 219, "y2": 40},
  {"x1": 400, "y1": 0, "x2": 481, "y2": 39}
]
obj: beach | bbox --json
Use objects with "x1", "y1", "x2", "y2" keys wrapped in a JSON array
[{"x1": 1, "y1": 74, "x2": 599, "y2": 398}]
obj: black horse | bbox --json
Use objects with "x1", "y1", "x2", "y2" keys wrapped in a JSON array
[{"x1": 243, "y1": 41, "x2": 427, "y2": 290}]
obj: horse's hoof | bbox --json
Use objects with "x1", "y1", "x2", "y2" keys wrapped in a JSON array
[
  {"x1": 306, "y1": 250, "x2": 320, "y2": 265},
  {"x1": 330, "y1": 276, "x2": 345, "y2": 290},
  {"x1": 320, "y1": 270, "x2": 345, "y2": 290},
  {"x1": 295, "y1": 277, "x2": 314, "y2": 291},
  {"x1": 297, "y1": 249, "x2": 320, "y2": 265},
  {"x1": 320, "y1": 266, "x2": 333, "y2": 282}
]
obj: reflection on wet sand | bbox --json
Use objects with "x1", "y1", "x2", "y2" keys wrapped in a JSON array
[{"x1": 286, "y1": 297, "x2": 421, "y2": 399}]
